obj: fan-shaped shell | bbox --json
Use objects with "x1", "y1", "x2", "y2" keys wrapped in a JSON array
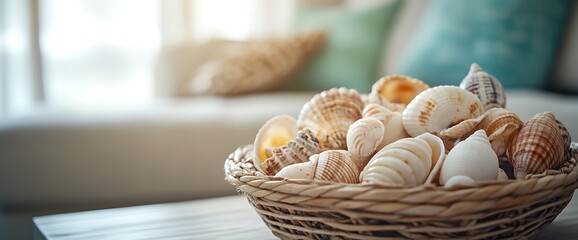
[
  {"x1": 440, "y1": 130, "x2": 499, "y2": 186},
  {"x1": 459, "y1": 63, "x2": 506, "y2": 111},
  {"x1": 346, "y1": 117, "x2": 384, "y2": 171},
  {"x1": 360, "y1": 133, "x2": 443, "y2": 187},
  {"x1": 297, "y1": 88, "x2": 364, "y2": 150},
  {"x1": 362, "y1": 104, "x2": 410, "y2": 151},
  {"x1": 402, "y1": 86, "x2": 484, "y2": 137},
  {"x1": 368, "y1": 75, "x2": 429, "y2": 106},
  {"x1": 440, "y1": 108, "x2": 523, "y2": 156},
  {"x1": 261, "y1": 128, "x2": 322, "y2": 175},
  {"x1": 507, "y1": 112, "x2": 565, "y2": 179},
  {"x1": 253, "y1": 114, "x2": 297, "y2": 170},
  {"x1": 276, "y1": 150, "x2": 359, "y2": 184}
]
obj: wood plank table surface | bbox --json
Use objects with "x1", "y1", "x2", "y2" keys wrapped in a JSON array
[{"x1": 34, "y1": 193, "x2": 578, "y2": 240}]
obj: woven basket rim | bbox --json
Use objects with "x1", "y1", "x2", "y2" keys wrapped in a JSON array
[{"x1": 225, "y1": 143, "x2": 578, "y2": 215}]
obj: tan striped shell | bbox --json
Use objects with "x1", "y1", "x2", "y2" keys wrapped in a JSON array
[
  {"x1": 507, "y1": 112, "x2": 566, "y2": 179},
  {"x1": 368, "y1": 75, "x2": 429, "y2": 106},
  {"x1": 346, "y1": 117, "x2": 385, "y2": 171},
  {"x1": 261, "y1": 128, "x2": 322, "y2": 176},
  {"x1": 459, "y1": 63, "x2": 506, "y2": 111},
  {"x1": 297, "y1": 88, "x2": 364, "y2": 150},
  {"x1": 275, "y1": 150, "x2": 359, "y2": 184},
  {"x1": 359, "y1": 133, "x2": 444, "y2": 187},
  {"x1": 555, "y1": 118, "x2": 572, "y2": 162},
  {"x1": 440, "y1": 108, "x2": 523, "y2": 156},
  {"x1": 402, "y1": 86, "x2": 484, "y2": 137}
]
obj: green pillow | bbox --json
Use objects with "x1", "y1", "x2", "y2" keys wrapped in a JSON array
[
  {"x1": 284, "y1": 0, "x2": 403, "y2": 93},
  {"x1": 397, "y1": 0, "x2": 575, "y2": 89}
]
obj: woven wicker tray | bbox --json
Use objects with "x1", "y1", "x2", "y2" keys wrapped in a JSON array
[{"x1": 225, "y1": 143, "x2": 578, "y2": 240}]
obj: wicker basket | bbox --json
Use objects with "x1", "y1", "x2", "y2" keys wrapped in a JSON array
[{"x1": 224, "y1": 143, "x2": 578, "y2": 240}]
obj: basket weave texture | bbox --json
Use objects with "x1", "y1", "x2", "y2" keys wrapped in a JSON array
[{"x1": 225, "y1": 143, "x2": 578, "y2": 240}]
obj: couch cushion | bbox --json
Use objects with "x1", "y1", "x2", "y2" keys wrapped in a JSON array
[
  {"x1": 282, "y1": 0, "x2": 402, "y2": 93},
  {"x1": 397, "y1": 0, "x2": 575, "y2": 89}
]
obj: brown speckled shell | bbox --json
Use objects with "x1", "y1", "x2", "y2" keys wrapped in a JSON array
[
  {"x1": 507, "y1": 112, "x2": 565, "y2": 179},
  {"x1": 297, "y1": 88, "x2": 364, "y2": 150},
  {"x1": 261, "y1": 128, "x2": 322, "y2": 175},
  {"x1": 459, "y1": 63, "x2": 506, "y2": 111}
]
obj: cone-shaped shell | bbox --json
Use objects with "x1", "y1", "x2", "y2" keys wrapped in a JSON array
[
  {"x1": 346, "y1": 117, "x2": 384, "y2": 171},
  {"x1": 440, "y1": 108, "x2": 523, "y2": 156},
  {"x1": 459, "y1": 63, "x2": 506, "y2": 111},
  {"x1": 253, "y1": 114, "x2": 297, "y2": 170},
  {"x1": 440, "y1": 130, "x2": 499, "y2": 185},
  {"x1": 507, "y1": 112, "x2": 565, "y2": 179},
  {"x1": 261, "y1": 128, "x2": 322, "y2": 175},
  {"x1": 402, "y1": 86, "x2": 484, "y2": 137},
  {"x1": 297, "y1": 87, "x2": 364, "y2": 150},
  {"x1": 276, "y1": 150, "x2": 359, "y2": 183},
  {"x1": 360, "y1": 134, "x2": 441, "y2": 187},
  {"x1": 369, "y1": 75, "x2": 429, "y2": 106}
]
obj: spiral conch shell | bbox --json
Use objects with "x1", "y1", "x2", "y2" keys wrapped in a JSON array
[
  {"x1": 402, "y1": 86, "x2": 484, "y2": 137},
  {"x1": 362, "y1": 104, "x2": 410, "y2": 151},
  {"x1": 275, "y1": 150, "x2": 359, "y2": 184},
  {"x1": 440, "y1": 108, "x2": 523, "y2": 156},
  {"x1": 253, "y1": 114, "x2": 297, "y2": 169},
  {"x1": 260, "y1": 128, "x2": 322, "y2": 176},
  {"x1": 368, "y1": 75, "x2": 429, "y2": 106},
  {"x1": 459, "y1": 63, "x2": 506, "y2": 111},
  {"x1": 346, "y1": 117, "x2": 384, "y2": 171},
  {"x1": 297, "y1": 88, "x2": 364, "y2": 150},
  {"x1": 440, "y1": 130, "x2": 499, "y2": 187},
  {"x1": 507, "y1": 112, "x2": 566, "y2": 179},
  {"x1": 359, "y1": 133, "x2": 445, "y2": 187}
]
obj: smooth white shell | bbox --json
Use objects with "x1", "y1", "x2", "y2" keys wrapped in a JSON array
[
  {"x1": 253, "y1": 114, "x2": 297, "y2": 171},
  {"x1": 444, "y1": 175, "x2": 476, "y2": 188},
  {"x1": 402, "y1": 86, "x2": 484, "y2": 137},
  {"x1": 362, "y1": 104, "x2": 410, "y2": 151},
  {"x1": 440, "y1": 130, "x2": 499, "y2": 185},
  {"x1": 275, "y1": 159, "x2": 316, "y2": 180}
]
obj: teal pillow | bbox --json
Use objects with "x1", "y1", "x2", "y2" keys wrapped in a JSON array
[
  {"x1": 285, "y1": 0, "x2": 403, "y2": 93},
  {"x1": 398, "y1": 0, "x2": 574, "y2": 89}
]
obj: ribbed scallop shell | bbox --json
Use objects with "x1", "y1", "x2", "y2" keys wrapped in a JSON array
[
  {"x1": 440, "y1": 108, "x2": 523, "y2": 156},
  {"x1": 297, "y1": 87, "x2": 364, "y2": 150},
  {"x1": 440, "y1": 130, "x2": 499, "y2": 186},
  {"x1": 368, "y1": 75, "x2": 429, "y2": 106},
  {"x1": 402, "y1": 86, "x2": 484, "y2": 137},
  {"x1": 507, "y1": 112, "x2": 565, "y2": 179},
  {"x1": 360, "y1": 133, "x2": 443, "y2": 187},
  {"x1": 253, "y1": 114, "x2": 297, "y2": 170},
  {"x1": 261, "y1": 128, "x2": 322, "y2": 175},
  {"x1": 459, "y1": 63, "x2": 506, "y2": 111},
  {"x1": 362, "y1": 104, "x2": 410, "y2": 151},
  {"x1": 346, "y1": 117, "x2": 384, "y2": 171},
  {"x1": 276, "y1": 150, "x2": 359, "y2": 183}
]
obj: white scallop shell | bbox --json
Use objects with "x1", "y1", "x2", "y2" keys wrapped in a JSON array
[
  {"x1": 360, "y1": 133, "x2": 443, "y2": 187},
  {"x1": 440, "y1": 130, "x2": 499, "y2": 185},
  {"x1": 253, "y1": 114, "x2": 297, "y2": 171},
  {"x1": 403, "y1": 86, "x2": 484, "y2": 137},
  {"x1": 346, "y1": 117, "x2": 385, "y2": 171},
  {"x1": 276, "y1": 150, "x2": 359, "y2": 183},
  {"x1": 362, "y1": 104, "x2": 410, "y2": 151},
  {"x1": 297, "y1": 88, "x2": 364, "y2": 150}
]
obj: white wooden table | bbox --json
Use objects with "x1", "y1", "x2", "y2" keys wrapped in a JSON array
[{"x1": 34, "y1": 193, "x2": 578, "y2": 240}]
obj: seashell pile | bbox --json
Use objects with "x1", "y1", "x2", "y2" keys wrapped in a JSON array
[{"x1": 251, "y1": 63, "x2": 573, "y2": 188}]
